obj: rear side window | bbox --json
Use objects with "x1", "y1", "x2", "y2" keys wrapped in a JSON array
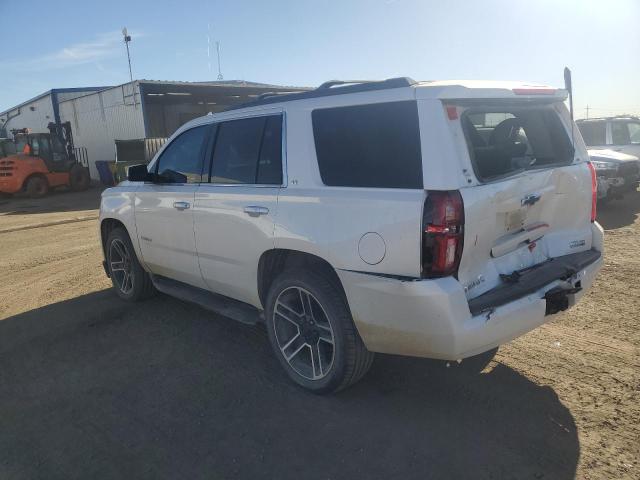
[
  {"x1": 578, "y1": 121, "x2": 606, "y2": 146},
  {"x1": 257, "y1": 115, "x2": 283, "y2": 184},
  {"x1": 156, "y1": 125, "x2": 209, "y2": 183},
  {"x1": 462, "y1": 106, "x2": 574, "y2": 182},
  {"x1": 209, "y1": 114, "x2": 282, "y2": 185},
  {"x1": 312, "y1": 101, "x2": 422, "y2": 189},
  {"x1": 612, "y1": 121, "x2": 640, "y2": 145}
]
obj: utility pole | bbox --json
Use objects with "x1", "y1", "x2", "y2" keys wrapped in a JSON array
[
  {"x1": 216, "y1": 41, "x2": 223, "y2": 81},
  {"x1": 585, "y1": 105, "x2": 590, "y2": 119},
  {"x1": 122, "y1": 27, "x2": 133, "y2": 83}
]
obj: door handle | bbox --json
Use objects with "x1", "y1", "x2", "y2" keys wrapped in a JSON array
[
  {"x1": 173, "y1": 201, "x2": 191, "y2": 211},
  {"x1": 521, "y1": 193, "x2": 541, "y2": 207},
  {"x1": 243, "y1": 205, "x2": 269, "y2": 217}
]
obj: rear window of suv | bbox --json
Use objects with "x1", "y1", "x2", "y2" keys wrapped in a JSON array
[
  {"x1": 461, "y1": 106, "x2": 574, "y2": 182},
  {"x1": 312, "y1": 101, "x2": 422, "y2": 189}
]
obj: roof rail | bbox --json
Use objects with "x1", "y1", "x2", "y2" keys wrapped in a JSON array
[
  {"x1": 317, "y1": 80, "x2": 375, "y2": 89},
  {"x1": 255, "y1": 91, "x2": 307, "y2": 101},
  {"x1": 224, "y1": 77, "x2": 417, "y2": 111},
  {"x1": 577, "y1": 114, "x2": 639, "y2": 122},
  {"x1": 317, "y1": 77, "x2": 415, "y2": 90},
  {"x1": 612, "y1": 114, "x2": 639, "y2": 120}
]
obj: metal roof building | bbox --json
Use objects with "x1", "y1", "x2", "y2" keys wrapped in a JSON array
[
  {"x1": 2, "y1": 80, "x2": 304, "y2": 180},
  {"x1": 0, "y1": 87, "x2": 111, "y2": 138}
]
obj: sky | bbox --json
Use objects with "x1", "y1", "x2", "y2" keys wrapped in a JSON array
[{"x1": 1, "y1": 0, "x2": 639, "y2": 118}]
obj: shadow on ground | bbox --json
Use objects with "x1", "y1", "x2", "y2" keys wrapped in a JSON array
[
  {"x1": 0, "y1": 187, "x2": 102, "y2": 216},
  {"x1": 596, "y1": 189, "x2": 640, "y2": 230},
  {"x1": 0, "y1": 291, "x2": 579, "y2": 480}
]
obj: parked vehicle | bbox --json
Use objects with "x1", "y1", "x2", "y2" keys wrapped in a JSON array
[
  {"x1": 577, "y1": 116, "x2": 640, "y2": 158},
  {"x1": 0, "y1": 122, "x2": 90, "y2": 198},
  {"x1": 99, "y1": 78, "x2": 604, "y2": 393},
  {"x1": 588, "y1": 149, "x2": 640, "y2": 201}
]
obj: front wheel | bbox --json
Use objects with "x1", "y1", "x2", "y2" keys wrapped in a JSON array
[
  {"x1": 25, "y1": 176, "x2": 48, "y2": 198},
  {"x1": 265, "y1": 269, "x2": 374, "y2": 393},
  {"x1": 106, "y1": 227, "x2": 156, "y2": 301}
]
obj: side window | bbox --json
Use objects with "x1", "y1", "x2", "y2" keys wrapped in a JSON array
[
  {"x1": 30, "y1": 137, "x2": 40, "y2": 156},
  {"x1": 577, "y1": 121, "x2": 606, "y2": 146},
  {"x1": 611, "y1": 122, "x2": 630, "y2": 145},
  {"x1": 627, "y1": 122, "x2": 640, "y2": 144},
  {"x1": 210, "y1": 114, "x2": 282, "y2": 185},
  {"x1": 257, "y1": 115, "x2": 283, "y2": 185},
  {"x1": 155, "y1": 125, "x2": 209, "y2": 183},
  {"x1": 312, "y1": 101, "x2": 423, "y2": 189}
]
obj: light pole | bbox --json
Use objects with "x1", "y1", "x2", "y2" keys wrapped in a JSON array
[
  {"x1": 216, "y1": 41, "x2": 223, "y2": 81},
  {"x1": 122, "y1": 27, "x2": 133, "y2": 83}
]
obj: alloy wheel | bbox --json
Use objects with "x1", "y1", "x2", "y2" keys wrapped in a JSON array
[
  {"x1": 272, "y1": 286, "x2": 335, "y2": 380},
  {"x1": 109, "y1": 238, "x2": 134, "y2": 295}
]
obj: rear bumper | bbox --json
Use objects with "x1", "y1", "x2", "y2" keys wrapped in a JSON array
[
  {"x1": 597, "y1": 175, "x2": 640, "y2": 199},
  {"x1": 597, "y1": 166, "x2": 640, "y2": 199},
  {"x1": 467, "y1": 248, "x2": 600, "y2": 316},
  {"x1": 339, "y1": 224, "x2": 604, "y2": 361}
]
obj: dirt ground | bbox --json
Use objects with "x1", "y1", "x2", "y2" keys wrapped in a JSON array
[{"x1": 0, "y1": 187, "x2": 638, "y2": 480}]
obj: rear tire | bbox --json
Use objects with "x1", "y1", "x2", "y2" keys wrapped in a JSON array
[
  {"x1": 69, "y1": 164, "x2": 90, "y2": 191},
  {"x1": 265, "y1": 268, "x2": 374, "y2": 393},
  {"x1": 106, "y1": 227, "x2": 156, "y2": 301},
  {"x1": 25, "y1": 176, "x2": 48, "y2": 198}
]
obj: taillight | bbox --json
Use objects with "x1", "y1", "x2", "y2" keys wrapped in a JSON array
[
  {"x1": 587, "y1": 161, "x2": 597, "y2": 222},
  {"x1": 422, "y1": 190, "x2": 464, "y2": 277}
]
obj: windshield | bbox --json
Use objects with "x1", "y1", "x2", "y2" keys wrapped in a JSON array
[{"x1": 461, "y1": 105, "x2": 574, "y2": 181}]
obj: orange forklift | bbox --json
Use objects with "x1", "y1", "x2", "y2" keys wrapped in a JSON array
[{"x1": 0, "y1": 122, "x2": 90, "y2": 198}]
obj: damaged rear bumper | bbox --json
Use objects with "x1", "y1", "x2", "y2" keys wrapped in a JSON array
[
  {"x1": 468, "y1": 249, "x2": 600, "y2": 316},
  {"x1": 338, "y1": 226, "x2": 603, "y2": 361}
]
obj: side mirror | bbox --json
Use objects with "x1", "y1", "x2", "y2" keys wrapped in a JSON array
[{"x1": 127, "y1": 164, "x2": 151, "y2": 182}]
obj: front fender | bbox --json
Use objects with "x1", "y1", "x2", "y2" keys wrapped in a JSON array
[{"x1": 99, "y1": 186, "x2": 145, "y2": 267}]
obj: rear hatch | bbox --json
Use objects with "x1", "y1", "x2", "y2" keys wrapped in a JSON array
[{"x1": 449, "y1": 99, "x2": 594, "y2": 300}]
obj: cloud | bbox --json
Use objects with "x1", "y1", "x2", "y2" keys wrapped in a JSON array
[{"x1": 0, "y1": 30, "x2": 143, "y2": 72}]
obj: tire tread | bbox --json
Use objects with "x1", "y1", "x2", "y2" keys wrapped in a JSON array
[
  {"x1": 107, "y1": 227, "x2": 156, "y2": 301},
  {"x1": 266, "y1": 268, "x2": 374, "y2": 393}
]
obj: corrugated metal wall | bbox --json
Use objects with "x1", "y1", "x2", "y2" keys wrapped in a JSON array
[
  {"x1": 59, "y1": 82, "x2": 145, "y2": 179},
  {"x1": 1, "y1": 95, "x2": 56, "y2": 135},
  {"x1": 145, "y1": 102, "x2": 222, "y2": 137},
  {"x1": 56, "y1": 91, "x2": 102, "y2": 103},
  {"x1": 1, "y1": 89, "x2": 107, "y2": 138}
]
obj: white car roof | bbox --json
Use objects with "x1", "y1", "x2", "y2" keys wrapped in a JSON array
[
  {"x1": 176, "y1": 78, "x2": 568, "y2": 133},
  {"x1": 414, "y1": 80, "x2": 567, "y2": 100}
]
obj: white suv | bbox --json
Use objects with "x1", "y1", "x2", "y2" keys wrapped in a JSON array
[
  {"x1": 577, "y1": 116, "x2": 640, "y2": 158},
  {"x1": 100, "y1": 78, "x2": 604, "y2": 393}
]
